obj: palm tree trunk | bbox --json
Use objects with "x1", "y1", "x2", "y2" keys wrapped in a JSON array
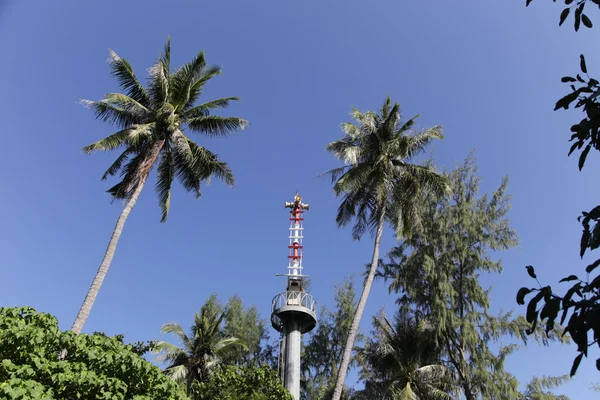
[
  {"x1": 70, "y1": 141, "x2": 164, "y2": 334},
  {"x1": 331, "y1": 213, "x2": 385, "y2": 400}
]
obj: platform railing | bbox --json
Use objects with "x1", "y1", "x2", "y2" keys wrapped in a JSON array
[{"x1": 271, "y1": 291, "x2": 317, "y2": 314}]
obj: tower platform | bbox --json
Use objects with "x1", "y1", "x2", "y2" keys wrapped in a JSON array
[{"x1": 271, "y1": 291, "x2": 317, "y2": 334}]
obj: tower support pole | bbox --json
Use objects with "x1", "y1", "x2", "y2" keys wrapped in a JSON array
[{"x1": 284, "y1": 320, "x2": 301, "y2": 400}]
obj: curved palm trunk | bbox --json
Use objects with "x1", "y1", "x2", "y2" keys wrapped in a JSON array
[
  {"x1": 332, "y1": 214, "x2": 385, "y2": 400},
  {"x1": 70, "y1": 141, "x2": 164, "y2": 334}
]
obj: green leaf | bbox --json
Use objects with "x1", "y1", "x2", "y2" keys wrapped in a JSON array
[
  {"x1": 582, "y1": 14, "x2": 593, "y2": 28},
  {"x1": 570, "y1": 353, "x2": 584, "y2": 376},
  {"x1": 581, "y1": 54, "x2": 588, "y2": 74},
  {"x1": 560, "y1": 8, "x2": 570, "y2": 26},
  {"x1": 559, "y1": 275, "x2": 579, "y2": 283},
  {"x1": 517, "y1": 287, "x2": 532, "y2": 305},
  {"x1": 579, "y1": 144, "x2": 591, "y2": 170}
]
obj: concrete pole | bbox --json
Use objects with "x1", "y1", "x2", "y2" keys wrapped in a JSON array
[{"x1": 284, "y1": 320, "x2": 301, "y2": 400}]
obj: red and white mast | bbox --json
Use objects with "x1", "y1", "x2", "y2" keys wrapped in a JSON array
[
  {"x1": 285, "y1": 192, "x2": 309, "y2": 285},
  {"x1": 271, "y1": 192, "x2": 316, "y2": 400}
]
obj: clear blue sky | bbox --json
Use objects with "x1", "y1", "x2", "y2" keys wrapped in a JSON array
[{"x1": 0, "y1": 0, "x2": 598, "y2": 397}]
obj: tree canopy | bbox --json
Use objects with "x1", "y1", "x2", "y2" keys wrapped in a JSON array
[{"x1": 0, "y1": 306, "x2": 187, "y2": 400}]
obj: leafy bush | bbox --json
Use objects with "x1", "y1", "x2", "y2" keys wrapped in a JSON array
[{"x1": 0, "y1": 306, "x2": 188, "y2": 399}]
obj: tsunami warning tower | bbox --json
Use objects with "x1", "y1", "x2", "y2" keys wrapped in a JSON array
[{"x1": 271, "y1": 192, "x2": 317, "y2": 400}]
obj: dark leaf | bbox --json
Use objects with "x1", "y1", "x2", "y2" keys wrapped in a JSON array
[
  {"x1": 571, "y1": 353, "x2": 584, "y2": 376},
  {"x1": 580, "y1": 87, "x2": 594, "y2": 93},
  {"x1": 569, "y1": 141, "x2": 582, "y2": 156},
  {"x1": 581, "y1": 226, "x2": 591, "y2": 258},
  {"x1": 597, "y1": 358, "x2": 600, "y2": 371},
  {"x1": 526, "y1": 265, "x2": 537, "y2": 279},
  {"x1": 561, "y1": 76, "x2": 577, "y2": 82},
  {"x1": 555, "y1": 91, "x2": 580, "y2": 110},
  {"x1": 542, "y1": 285, "x2": 552, "y2": 301},
  {"x1": 581, "y1": 54, "x2": 588, "y2": 74},
  {"x1": 559, "y1": 275, "x2": 579, "y2": 283},
  {"x1": 577, "y1": 74, "x2": 586, "y2": 83},
  {"x1": 560, "y1": 7, "x2": 570, "y2": 25},
  {"x1": 590, "y1": 274, "x2": 600, "y2": 289},
  {"x1": 575, "y1": 5, "x2": 583, "y2": 31},
  {"x1": 589, "y1": 78, "x2": 599, "y2": 87},
  {"x1": 540, "y1": 298, "x2": 561, "y2": 321},
  {"x1": 560, "y1": 307, "x2": 570, "y2": 325},
  {"x1": 591, "y1": 223, "x2": 600, "y2": 251},
  {"x1": 565, "y1": 0, "x2": 575, "y2": 4},
  {"x1": 592, "y1": 0, "x2": 600, "y2": 5},
  {"x1": 517, "y1": 287, "x2": 532, "y2": 305},
  {"x1": 526, "y1": 292, "x2": 544, "y2": 323},
  {"x1": 582, "y1": 14, "x2": 593, "y2": 28},
  {"x1": 526, "y1": 0, "x2": 533, "y2": 6},
  {"x1": 586, "y1": 259, "x2": 600, "y2": 273}
]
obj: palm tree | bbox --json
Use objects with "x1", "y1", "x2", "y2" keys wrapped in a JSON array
[
  {"x1": 355, "y1": 312, "x2": 454, "y2": 400},
  {"x1": 71, "y1": 39, "x2": 247, "y2": 334},
  {"x1": 154, "y1": 301, "x2": 247, "y2": 393},
  {"x1": 324, "y1": 97, "x2": 448, "y2": 400}
]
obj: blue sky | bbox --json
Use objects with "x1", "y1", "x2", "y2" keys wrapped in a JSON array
[{"x1": 0, "y1": 0, "x2": 598, "y2": 397}]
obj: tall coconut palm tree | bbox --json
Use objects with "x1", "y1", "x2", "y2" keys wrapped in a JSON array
[
  {"x1": 70, "y1": 39, "x2": 248, "y2": 334},
  {"x1": 355, "y1": 312, "x2": 454, "y2": 400},
  {"x1": 324, "y1": 97, "x2": 448, "y2": 400},
  {"x1": 154, "y1": 301, "x2": 247, "y2": 394}
]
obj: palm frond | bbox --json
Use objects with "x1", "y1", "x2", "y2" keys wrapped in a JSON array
[
  {"x1": 103, "y1": 93, "x2": 151, "y2": 118},
  {"x1": 148, "y1": 60, "x2": 169, "y2": 106},
  {"x1": 107, "y1": 49, "x2": 151, "y2": 106},
  {"x1": 185, "y1": 65, "x2": 222, "y2": 109},
  {"x1": 79, "y1": 99, "x2": 145, "y2": 128},
  {"x1": 82, "y1": 123, "x2": 155, "y2": 154},
  {"x1": 161, "y1": 37, "x2": 171, "y2": 75},
  {"x1": 82, "y1": 128, "x2": 130, "y2": 154},
  {"x1": 186, "y1": 115, "x2": 248, "y2": 137},
  {"x1": 160, "y1": 322, "x2": 191, "y2": 349},
  {"x1": 183, "y1": 97, "x2": 240, "y2": 119},
  {"x1": 101, "y1": 146, "x2": 134, "y2": 181},
  {"x1": 164, "y1": 364, "x2": 188, "y2": 384},
  {"x1": 326, "y1": 138, "x2": 362, "y2": 164},
  {"x1": 403, "y1": 126, "x2": 444, "y2": 160},
  {"x1": 156, "y1": 145, "x2": 175, "y2": 222},
  {"x1": 153, "y1": 340, "x2": 188, "y2": 364},
  {"x1": 214, "y1": 337, "x2": 247, "y2": 353}
]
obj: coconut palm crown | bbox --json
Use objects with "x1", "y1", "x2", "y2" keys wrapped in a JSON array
[{"x1": 82, "y1": 38, "x2": 248, "y2": 222}]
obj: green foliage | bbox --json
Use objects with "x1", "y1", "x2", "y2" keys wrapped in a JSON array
[
  {"x1": 525, "y1": 0, "x2": 599, "y2": 31},
  {"x1": 221, "y1": 295, "x2": 271, "y2": 367},
  {"x1": 191, "y1": 365, "x2": 292, "y2": 400},
  {"x1": 154, "y1": 295, "x2": 246, "y2": 393},
  {"x1": 82, "y1": 39, "x2": 247, "y2": 221},
  {"x1": 519, "y1": 375, "x2": 570, "y2": 400},
  {"x1": 518, "y1": 3, "x2": 600, "y2": 377},
  {"x1": 354, "y1": 310, "x2": 454, "y2": 399},
  {"x1": 0, "y1": 306, "x2": 187, "y2": 400},
  {"x1": 323, "y1": 96, "x2": 448, "y2": 240},
  {"x1": 379, "y1": 154, "x2": 555, "y2": 399},
  {"x1": 301, "y1": 277, "x2": 360, "y2": 399}
]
